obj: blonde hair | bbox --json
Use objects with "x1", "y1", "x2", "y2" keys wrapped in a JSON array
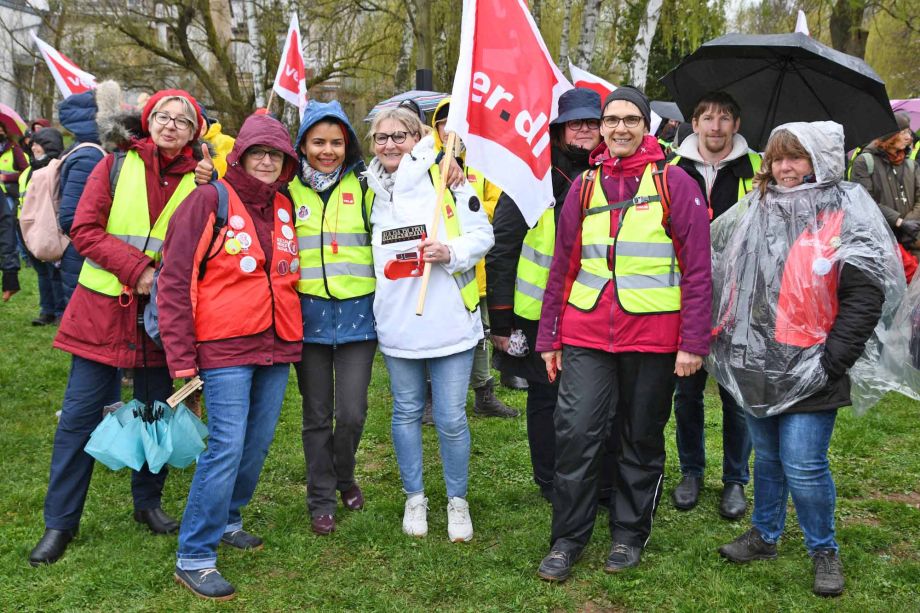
[
  {"x1": 754, "y1": 129, "x2": 812, "y2": 196},
  {"x1": 368, "y1": 107, "x2": 430, "y2": 141},
  {"x1": 148, "y1": 95, "x2": 198, "y2": 134}
]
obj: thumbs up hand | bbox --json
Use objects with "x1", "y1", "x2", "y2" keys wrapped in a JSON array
[{"x1": 194, "y1": 143, "x2": 216, "y2": 184}]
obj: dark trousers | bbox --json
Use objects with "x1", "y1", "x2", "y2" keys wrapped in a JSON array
[
  {"x1": 673, "y1": 368, "x2": 752, "y2": 485},
  {"x1": 43, "y1": 356, "x2": 173, "y2": 530},
  {"x1": 31, "y1": 256, "x2": 65, "y2": 317},
  {"x1": 551, "y1": 347, "x2": 675, "y2": 554},
  {"x1": 295, "y1": 340, "x2": 376, "y2": 516}
]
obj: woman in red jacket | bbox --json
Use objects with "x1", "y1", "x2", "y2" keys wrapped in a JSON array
[
  {"x1": 158, "y1": 113, "x2": 301, "y2": 601},
  {"x1": 30, "y1": 89, "x2": 206, "y2": 567}
]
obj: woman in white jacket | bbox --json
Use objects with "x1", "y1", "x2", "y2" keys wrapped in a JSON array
[{"x1": 365, "y1": 107, "x2": 494, "y2": 542}]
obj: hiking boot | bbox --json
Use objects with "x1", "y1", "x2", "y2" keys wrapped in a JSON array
[
  {"x1": 473, "y1": 379, "x2": 519, "y2": 418},
  {"x1": 537, "y1": 549, "x2": 579, "y2": 582},
  {"x1": 220, "y1": 529, "x2": 263, "y2": 550},
  {"x1": 447, "y1": 497, "x2": 473, "y2": 542},
  {"x1": 500, "y1": 371, "x2": 529, "y2": 390},
  {"x1": 340, "y1": 483, "x2": 365, "y2": 511},
  {"x1": 719, "y1": 483, "x2": 747, "y2": 519},
  {"x1": 604, "y1": 542, "x2": 642, "y2": 573},
  {"x1": 174, "y1": 566, "x2": 236, "y2": 601},
  {"x1": 812, "y1": 549, "x2": 844, "y2": 597},
  {"x1": 718, "y1": 527, "x2": 777, "y2": 563},
  {"x1": 672, "y1": 475, "x2": 701, "y2": 510},
  {"x1": 403, "y1": 495, "x2": 428, "y2": 537},
  {"x1": 311, "y1": 514, "x2": 335, "y2": 535}
]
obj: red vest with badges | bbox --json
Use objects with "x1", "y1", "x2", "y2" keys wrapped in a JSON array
[
  {"x1": 774, "y1": 209, "x2": 844, "y2": 348},
  {"x1": 191, "y1": 181, "x2": 302, "y2": 343}
]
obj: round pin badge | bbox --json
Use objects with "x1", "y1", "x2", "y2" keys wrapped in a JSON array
[
  {"x1": 278, "y1": 208, "x2": 291, "y2": 223},
  {"x1": 281, "y1": 225, "x2": 294, "y2": 240},
  {"x1": 229, "y1": 215, "x2": 245, "y2": 230},
  {"x1": 829, "y1": 236, "x2": 842, "y2": 249},
  {"x1": 812, "y1": 257, "x2": 832, "y2": 276},
  {"x1": 225, "y1": 238, "x2": 242, "y2": 255},
  {"x1": 226, "y1": 230, "x2": 235, "y2": 239},
  {"x1": 237, "y1": 232, "x2": 252, "y2": 249},
  {"x1": 239, "y1": 255, "x2": 257, "y2": 273},
  {"x1": 290, "y1": 258, "x2": 299, "y2": 273},
  {"x1": 297, "y1": 205, "x2": 310, "y2": 221},
  {"x1": 277, "y1": 260, "x2": 289, "y2": 275}
]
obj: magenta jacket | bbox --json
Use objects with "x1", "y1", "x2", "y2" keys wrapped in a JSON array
[{"x1": 535, "y1": 135, "x2": 712, "y2": 356}]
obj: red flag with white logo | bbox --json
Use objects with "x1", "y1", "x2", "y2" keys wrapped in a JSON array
[
  {"x1": 30, "y1": 32, "x2": 96, "y2": 98},
  {"x1": 445, "y1": 0, "x2": 572, "y2": 226},
  {"x1": 569, "y1": 63, "x2": 662, "y2": 135},
  {"x1": 272, "y1": 14, "x2": 308, "y2": 119}
]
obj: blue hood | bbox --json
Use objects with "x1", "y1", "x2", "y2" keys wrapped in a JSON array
[
  {"x1": 58, "y1": 90, "x2": 99, "y2": 144},
  {"x1": 294, "y1": 100, "x2": 364, "y2": 177}
]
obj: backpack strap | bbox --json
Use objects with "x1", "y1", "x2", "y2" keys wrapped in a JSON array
[
  {"x1": 109, "y1": 151, "x2": 127, "y2": 192},
  {"x1": 197, "y1": 182, "x2": 230, "y2": 281},
  {"x1": 579, "y1": 168, "x2": 598, "y2": 216},
  {"x1": 650, "y1": 160, "x2": 672, "y2": 230},
  {"x1": 358, "y1": 174, "x2": 371, "y2": 234},
  {"x1": 859, "y1": 151, "x2": 874, "y2": 176}
]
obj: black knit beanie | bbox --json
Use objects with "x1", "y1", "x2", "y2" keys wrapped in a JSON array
[{"x1": 603, "y1": 86, "x2": 651, "y2": 129}]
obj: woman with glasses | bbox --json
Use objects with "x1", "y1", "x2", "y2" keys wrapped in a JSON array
[
  {"x1": 364, "y1": 107, "x2": 493, "y2": 542},
  {"x1": 30, "y1": 90, "x2": 208, "y2": 567},
  {"x1": 157, "y1": 113, "x2": 301, "y2": 600},
  {"x1": 287, "y1": 100, "x2": 376, "y2": 536},
  {"x1": 533, "y1": 87, "x2": 711, "y2": 581},
  {"x1": 486, "y1": 87, "x2": 610, "y2": 502}
]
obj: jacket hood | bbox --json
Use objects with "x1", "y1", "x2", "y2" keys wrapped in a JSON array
[
  {"x1": 227, "y1": 113, "x2": 298, "y2": 183},
  {"x1": 32, "y1": 128, "x2": 64, "y2": 158},
  {"x1": 431, "y1": 97, "x2": 450, "y2": 152},
  {"x1": 58, "y1": 80, "x2": 127, "y2": 148},
  {"x1": 294, "y1": 100, "x2": 363, "y2": 175},
  {"x1": 674, "y1": 133, "x2": 751, "y2": 166},
  {"x1": 769, "y1": 121, "x2": 845, "y2": 186}
]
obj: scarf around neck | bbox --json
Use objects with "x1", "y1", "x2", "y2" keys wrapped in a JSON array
[
  {"x1": 300, "y1": 158, "x2": 344, "y2": 193},
  {"x1": 366, "y1": 157, "x2": 396, "y2": 195}
]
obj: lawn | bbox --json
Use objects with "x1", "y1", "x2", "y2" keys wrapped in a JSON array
[{"x1": 1, "y1": 267, "x2": 918, "y2": 612}]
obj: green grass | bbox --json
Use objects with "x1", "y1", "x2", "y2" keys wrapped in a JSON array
[{"x1": 1, "y1": 266, "x2": 918, "y2": 612}]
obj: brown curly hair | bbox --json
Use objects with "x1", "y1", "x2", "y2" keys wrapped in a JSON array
[{"x1": 753, "y1": 129, "x2": 812, "y2": 196}]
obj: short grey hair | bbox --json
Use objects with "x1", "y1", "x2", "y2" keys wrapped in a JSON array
[
  {"x1": 148, "y1": 95, "x2": 198, "y2": 133},
  {"x1": 368, "y1": 107, "x2": 429, "y2": 141}
]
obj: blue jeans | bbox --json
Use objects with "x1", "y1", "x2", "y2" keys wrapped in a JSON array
[
  {"x1": 673, "y1": 369, "x2": 751, "y2": 484},
  {"x1": 44, "y1": 356, "x2": 172, "y2": 530},
  {"x1": 384, "y1": 349, "x2": 474, "y2": 498},
  {"x1": 176, "y1": 364, "x2": 290, "y2": 570},
  {"x1": 746, "y1": 410, "x2": 838, "y2": 553}
]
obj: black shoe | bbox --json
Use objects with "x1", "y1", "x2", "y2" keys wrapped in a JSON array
[
  {"x1": 812, "y1": 549, "x2": 844, "y2": 597},
  {"x1": 29, "y1": 528, "x2": 76, "y2": 566},
  {"x1": 672, "y1": 475, "x2": 701, "y2": 510},
  {"x1": 718, "y1": 527, "x2": 777, "y2": 563},
  {"x1": 31, "y1": 313, "x2": 56, "y2": 326},
  {"x1": 719, "y1": 483, "x2": 747, "y2": 519},
  {"x1": 604, "y1": 542, "x2": 641, "y2": 573},
  {"x1": 473, "y1": 379, "x2": 519, "y2": 418},
  {"x1": 220, "y1": 529, "x2": 263, "y2": 550},
  {"x1": 134, "y1": 507, "x2": 179, "y2": 534},
  {"x1": 174, "y1": 566, "x2": 236, "y2": 601},
  {"x1": 539, "y1": 486, "x2": 553, "y2": 504},
  {"x1": 500, "y1": 372, "x2": 529, "y2": 390},
  {"x1": 537, "y1": 549, "x2": 578, "y2": 582}
]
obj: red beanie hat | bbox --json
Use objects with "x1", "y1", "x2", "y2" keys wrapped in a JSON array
[{"x1": 140, "y1": 89, "x2": 205, "y2": 135}]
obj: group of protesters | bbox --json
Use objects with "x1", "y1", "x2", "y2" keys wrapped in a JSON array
[{"x1": 2, "y1": 74, "x2": 918, "y2": 602}]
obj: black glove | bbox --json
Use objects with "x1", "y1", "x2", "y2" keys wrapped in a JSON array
[{"x1": 899, "y1": 219, "x2": 920, "y2": 242}]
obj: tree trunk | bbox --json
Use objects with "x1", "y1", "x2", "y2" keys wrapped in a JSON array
[
  {"x1": 395, "y1": 18, "x2": 415, "y2": 89},
  {"x1": 530, "y1": 0, "x2": 543, "y2": 28},
  {"x1": 629, "y1": 0, "x2": 664, "y2": 91},
  {"x1": 573, "y1": 0, "x2": 602, "y2": 69},
  {"x1": 416, "y1": 0, "x2": 433, "y2": 71},
  {"x1": 559, "y1": 4, "x2": 573, "y2": 67},
  {"x1": 830, "y1": 0, "x2": 869, "y2": 58},
  {"x1": 243, "y1": 0, "x2": 265, "y2": 107}
]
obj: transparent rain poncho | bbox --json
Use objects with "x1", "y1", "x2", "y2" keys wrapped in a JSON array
[
  {"x1": 708, "y1": 121, "x2": 905, "y2": 417},
  {"x1": 879, "y1": 271, "x2": 920, "y2": 401}
]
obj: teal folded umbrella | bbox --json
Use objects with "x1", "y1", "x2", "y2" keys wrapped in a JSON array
[
  {"x1": 166, "y1": 403, "x2": 209, "y2": 468},
  {"x1": 85, "y1": 401, "x2": 147, "y2": 471},
  {"x1": 141, "y1": 403, "x2": 174, "y2": 474}
]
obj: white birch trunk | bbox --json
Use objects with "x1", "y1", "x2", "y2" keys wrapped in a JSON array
[
  {"x1": 395, "y1": 20, "x2": 415, "y2": 89},
  {"x1": 243, "y1": 0, "x2": 265, "y2": 107},
  {"x1": 629, "y1": 0, "x2": 664, "y2": 91},
  {"x1": 558, "y1": 4, "x2": 573, "y2": 67},
  {"x1": 573, "y1": 0, "x2": 602, "y2": 69}
]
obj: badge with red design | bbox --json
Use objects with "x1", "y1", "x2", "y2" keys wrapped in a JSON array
[{"x1": 342, "y1": 193, "x2": 355, "y2": 205}]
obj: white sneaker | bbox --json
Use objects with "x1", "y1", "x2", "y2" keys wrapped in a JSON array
[
  {"x1": 447, "y1": 497, "x2": 473, "y2": 542},
  {"x1": 402, "y1": 495, "x2": 428, "y2": 537}
]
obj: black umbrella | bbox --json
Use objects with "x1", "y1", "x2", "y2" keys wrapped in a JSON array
[
  {"x1": 660, "y1": 32, "x2": 897, "y2": 151},
  {"x1": 651, "y1": 101, "x2": 684, "y2": 122}
]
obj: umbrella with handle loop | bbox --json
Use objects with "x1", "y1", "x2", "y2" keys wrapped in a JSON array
[{"x1": 85, "y1": 377, "x2": 207, "y2": 473}]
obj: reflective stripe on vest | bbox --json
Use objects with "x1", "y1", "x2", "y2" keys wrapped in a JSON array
[
  {"x1": 17, "y1": 167, "x2": 29, "y2": 218},
  {"x1": 192, "y1": 181, "x2": 302, "y2": 342},
  {"x1": 432, "y1": 164, "x2": 480, "y2": 312},
  {"x1": 77, "y1": 150, "x2": 196, "y2": 296},
  {"x1": 911, "y1": 141, "x2": 920, "y2": 162},
  {"x1": 567, "y1": 165, "x2": 681, "y2": 313},
  {"x1": 290, "y1": 172, "x2": 374, "y2": 299},
  {"x1": 0, "y1": 149, "x2": 14, "y2": 194},
  {"x1": 513, "y1": 206, "x2": 555, "y2": 320}
]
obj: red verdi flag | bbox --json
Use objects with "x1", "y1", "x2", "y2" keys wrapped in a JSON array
[
  {"x1": 272, "y1": 14, "x2": 308, "y2": 119},
  {"x1": 30, "y1": 32, "x2": 96, "y2": 98},
  {"x1": 445, "y1": 0, "x2": 572, "y2": 226}
]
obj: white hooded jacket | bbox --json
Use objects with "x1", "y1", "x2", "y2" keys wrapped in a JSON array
[{"x1": 366, "y1": 135, "x2": 495, "y2": 359}]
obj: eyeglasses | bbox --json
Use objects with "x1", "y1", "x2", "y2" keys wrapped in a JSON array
[
  {"x1": 152, "y1": 111, "x2": 194, "y2": 131},
  {"x1": 565, "y1": 119, "x2": 600, "y2": 131},
  {"x1": 373, "y1": 131, "x2": 414, "y2": 145},
  {"x1": 246, "y1": 147, "x2": 284, "y2": 163},
  {"x1": 601, "y1": 115, "x2": 643, "y2": 129}
]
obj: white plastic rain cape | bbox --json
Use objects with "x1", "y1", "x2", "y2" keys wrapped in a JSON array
[
  {"x1": 879, "y1": 271, "x2": 920, "y2": 401},
  {"x1": 708, "y1": 122, "x2": 905, "y2": 417}
]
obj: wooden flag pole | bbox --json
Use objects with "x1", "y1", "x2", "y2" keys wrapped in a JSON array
[
  {"x1": 416, "y1": 131, "x2": 457, "y2": 316},
  {"x1": 265, "y1": 89, "x2": 276, "y2": 113},
  {"x1": 166, "y1": 376, "x2": 203, "y2": 408}
]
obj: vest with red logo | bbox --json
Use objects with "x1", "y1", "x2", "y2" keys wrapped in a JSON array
[
  {"x1": 191, "y1": 181, "x2": 302, "y2": 342},
  {"x1": 775, "y1": 209, "x2": 845, "y2": 348}
]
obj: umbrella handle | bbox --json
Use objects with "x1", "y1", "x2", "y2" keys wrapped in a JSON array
[{"x1": 167, "y1": 376, "x2": 203, "y2": 408}]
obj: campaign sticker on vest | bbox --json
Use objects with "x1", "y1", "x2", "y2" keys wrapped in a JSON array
[
  {"x1": 468, "y1": 196, "x2": 481, "y2": 212},
  {"x1": 290, "y1": 258, "x2": 299, "y2": 273},
  {"x1": 467, "y1": 172, "x2": 478, "y2": 182},
  {"x1": 225, "y1": 238, "x2": 242, "y2": 255},
  {"x1": 240, "y1": 255, "x2": 257, "y2": 273},
  {"x1": 237, "y1": 232, "x2": 252, "y2": 249},
  {"x1": 226, "y1": 230, "x2": 235, "y2": 238},
  {"x1": 342, "y1": 193, "x2": 355, "y2": 205},
  {"x1": 445, "y1": 204, "x2": 454, "y2": 219},
  {"x1": 277, "y1": 259, "x2": 289, "y2": 275},
  {"x1": 812, "y1": 257, "x2": 833, "y2": 276},
  {"x1": 229, "y1": 215, "x2": 245, "y2": 230},
  {"x1": 382, "y1": 224, "x2": 426, "y2": 245},
  {"x1": 281, "y1": 225, "x2": 294, "y2": 240},
  {"x1": 297, "y1": 205, "x2": 311, "y2": 221},
  {"x1": 277, "y1": 236, "x2": 298, "y2": 255},
  {"x1": 278, "y1": 208, "x2": 291, "y2": 223},
  {"x1": 830, "y1": 236, "x2": 841, "y2": 249},
  {"x1": 636, "y1": 202, "x2": 649, "y2": 211}
]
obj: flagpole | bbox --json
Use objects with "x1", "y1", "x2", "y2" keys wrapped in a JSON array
[
  {"x1": 266, "y1": 89, "x2": 275, "y2": 113},
  {"x1": 416, "y1": 132, "x2": 456, "y2": 316}
]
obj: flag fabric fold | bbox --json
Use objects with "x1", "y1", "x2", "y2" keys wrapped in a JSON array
[
  {"x1": 272, "y1": 14, "x2": 308, "y2": 119},
  {"x1": 30, "y1": 32, "x2": 96, "y2": 98}
]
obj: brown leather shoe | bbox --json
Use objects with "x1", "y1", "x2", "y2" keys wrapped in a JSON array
[
  {"x1": 311, "y1": 514, "x2": 335, "y2": 535},
  {"x1": 340, "y1": 484, "x2": 365, "y2": 511}
]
